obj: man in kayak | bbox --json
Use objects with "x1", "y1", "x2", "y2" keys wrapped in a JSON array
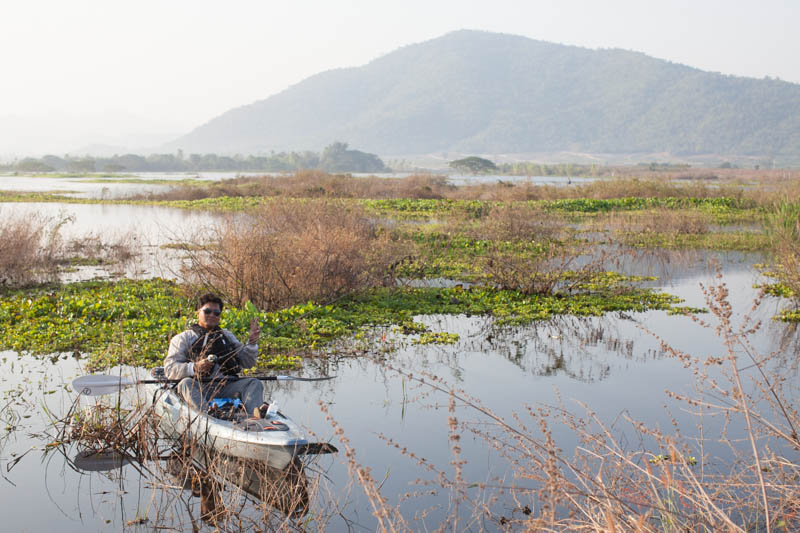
[{"x1": 165, "y1": 293, "x2": 269, "y2": 419}]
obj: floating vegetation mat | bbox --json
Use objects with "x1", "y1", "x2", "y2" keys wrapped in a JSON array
[{"x1": 0, "y1": 275, "x2": 694, "y2": 370}]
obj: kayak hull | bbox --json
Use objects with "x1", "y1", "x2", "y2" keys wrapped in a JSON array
[{"x1": 149, "y1": 386, "x2": 309, "y2": 470}]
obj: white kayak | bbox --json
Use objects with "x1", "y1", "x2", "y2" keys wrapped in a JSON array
[
  {"x1": 72, "y1": 372, "x2": 337, "y2": 471},
  {"x1": 147, "y1": 385, "x2": 311, "y2": 471}
]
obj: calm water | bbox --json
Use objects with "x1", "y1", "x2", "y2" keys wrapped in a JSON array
[{"x1": 0, "y1": 197, "x2": 795, "y2": 530}]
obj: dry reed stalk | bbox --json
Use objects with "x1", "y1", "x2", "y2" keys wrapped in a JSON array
[{"x1": 318, "y1": 400, "x2": 409, "y2": 532}]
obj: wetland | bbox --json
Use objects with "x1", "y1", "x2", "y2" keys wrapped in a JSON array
[{"x1": 0, "y1": 170, "x2": 798, "y2": 531}]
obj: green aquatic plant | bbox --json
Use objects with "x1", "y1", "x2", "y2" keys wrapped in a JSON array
[
  {"x1": 0, "y1": 275, "x2": 689, "y2": 370},
  {"x1": 413, "y1": 332, "x2": 460, "y2": 345}
]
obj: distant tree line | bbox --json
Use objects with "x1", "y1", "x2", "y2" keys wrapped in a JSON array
[{"x1": 0, "y1": 142, "x2": 389, "y2": 174}]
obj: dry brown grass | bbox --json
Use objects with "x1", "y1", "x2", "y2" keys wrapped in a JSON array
[
  {"x1": 470, "y1": 203, "x2": 565, "y2": 242},
  {"x1": 136, "y1": 168, "x2": 800, "y2": 210},
  {"x1": 141, "y1": 171, "x2": 455, "y2": 202},
  {"x1": 178, "y1": 199, "x2": 408, "y2": 309},
  {"x1": 0, "y1": 211, "x2": 142, "y2": 286},
  {"x1": 607, "y1": 208, "x2": 710, "y2": 237}
]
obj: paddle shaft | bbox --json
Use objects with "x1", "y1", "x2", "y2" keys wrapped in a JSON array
[
  {"x1": 72, "y1": 373, "x2": 334, "y2": 396},
  {"x1": 132, "y1": 376, "x2": 281, "y2": 385}
]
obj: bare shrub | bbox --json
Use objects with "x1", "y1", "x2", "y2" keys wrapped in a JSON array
[
  {"x1": 179, "y1": 199, "x2": 407, "y2": 308},
  {"x1": 455, "y1": 204, "x2": 599, "y2": 295},
  {"x1": 485, "y1": 241, "x2": 603, "y2": 295},
  {"x1": 474, "y1": 203, "x2": 565, "y2": 242},
  {"x1": 0, "y1": 212, "x2": 66, "y2": 286}
]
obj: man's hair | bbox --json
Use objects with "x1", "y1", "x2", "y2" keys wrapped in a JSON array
[{"x1": 197, "y1": 293, "x2": 224, "y2": 310}]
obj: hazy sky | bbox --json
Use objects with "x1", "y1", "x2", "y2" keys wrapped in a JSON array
[{"x1": 1, "y1": 0, "x2": 797, "y2": 154}]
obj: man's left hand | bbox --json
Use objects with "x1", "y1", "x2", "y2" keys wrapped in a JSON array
[{"x1": 248, "y1": 318, "x2": 261, "y2": 345}]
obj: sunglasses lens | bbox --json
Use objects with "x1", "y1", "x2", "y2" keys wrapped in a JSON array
[{"x1": 203, "y1": 309, "x2": 221, "y2": 316}]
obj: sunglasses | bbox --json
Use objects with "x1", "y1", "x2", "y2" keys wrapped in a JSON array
[{"x1": 201, "y1": 308, "x2": 222, "y2": 316}]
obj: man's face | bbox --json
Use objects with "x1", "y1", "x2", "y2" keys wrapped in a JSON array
[{"x1": 198, "y1": 302, "x2": 222, "y2": 329}]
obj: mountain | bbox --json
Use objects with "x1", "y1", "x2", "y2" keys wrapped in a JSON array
[{"x1": 167, "y1": 30, "x2": 800, "y2": 159}]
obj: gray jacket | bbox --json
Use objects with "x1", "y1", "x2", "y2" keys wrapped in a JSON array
[{"x1": 164, "y1": 328, "x2": 258, "y2": 380}]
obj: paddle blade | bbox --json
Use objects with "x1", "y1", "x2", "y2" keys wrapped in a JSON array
[
  {"x1": 72, "y1": 450, "x2": 129, "y2": 472},
  {"x1": 72, "y1": 374, "x2": 137, "y2": 396}
]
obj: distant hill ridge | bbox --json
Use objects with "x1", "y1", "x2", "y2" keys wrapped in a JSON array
[{"x1": 168, "y1": 30, "x2": 800, "y2": 158}]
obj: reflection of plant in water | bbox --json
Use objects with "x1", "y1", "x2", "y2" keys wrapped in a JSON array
[{"x1": 407, "y1": 313, "x2": 654, "y2": 383}]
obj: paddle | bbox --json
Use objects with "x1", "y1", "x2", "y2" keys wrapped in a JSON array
[
  {"x1": 72, "y1": 373, "x2": 335, "y2": 396},
  {"x1": 72, "y1": 449, "x2": 130, "y2": 472}
]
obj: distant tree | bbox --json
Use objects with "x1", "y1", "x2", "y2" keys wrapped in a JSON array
[
  {"x1": 319, "y1": 142, "x2": 388, "y2": 172},
  {"x1": 115, "y1": 154, "x2": 148, "y2": 171},
  {"x1": 65, "y1": 158, "x2": 95, "y2": 173},
  {"x1": 16, "y1": 158, "x2": 55, "y2": 172},
  {"x1": 449, "y1": 156, "x2": 498, "y2": 174},
  {"x1": 41, "y1": 155, "x2": 67, "y2": 171}
]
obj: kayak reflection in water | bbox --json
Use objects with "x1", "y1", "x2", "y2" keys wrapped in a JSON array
[
  {"x1": 164, "y1": 294, "x2": 269, "y2": 419},
  {"x1": 165, "y1": 451, "x2": 310, "y2": 524}
]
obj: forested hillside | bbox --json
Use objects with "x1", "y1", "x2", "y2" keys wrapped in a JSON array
[{"x1": 168, "y1": 30, "x2": 800, "y2": 158}]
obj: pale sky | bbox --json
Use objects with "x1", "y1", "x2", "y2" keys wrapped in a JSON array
[{"x1": 1, "y1": 0, "x2": 797, "y2": 155}]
